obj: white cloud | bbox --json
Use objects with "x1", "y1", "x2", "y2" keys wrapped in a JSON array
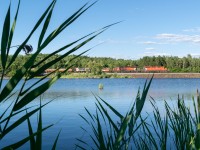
[
  {"x1": 97, "y1": 39, "x2": 133, "y2": 44},
  {"x1": 142, "y1": 41, "x2": 157, "y2": 45},
  {"x1": 156, "y1": 33, "x2": 200, "y2": 43},
  {"x1": 140, "y1": 41, "x2": 167, "y2": 45},
  {"x1": 145, "y1": 47, "x2": 155, "y2": 50},
  {"x1": 183, "y1": 27, "x2": 200, "y2": 33}
]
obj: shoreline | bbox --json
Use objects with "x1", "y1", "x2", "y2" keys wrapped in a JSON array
[
  {"x1": 63, "y1": 73, "x2": 200, "y2": 79},
  {"x1": 4, "y1": 73, "x2": 200, "y2": 79},
  {"x1": 106, "y1": 73, "x2": 200, "y2": 78}
]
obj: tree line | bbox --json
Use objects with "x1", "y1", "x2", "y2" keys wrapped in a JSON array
[{"x1": 1, "y1": 54, "x2": 200, "y2": 76}]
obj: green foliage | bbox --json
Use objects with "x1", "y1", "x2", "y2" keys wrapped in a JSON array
[
  {"x1": 132, "y1": 93, "x2": 200, "y2": 150},
  {"x1": 77, "y1": 76, "x2": 200, "y2": 150},
  {"x1": 0, "y1": 0, "x2": 111, "y2": 149},
  {"x1": 2, "y1": 54, "x2": 200, "y2": 76},
  {"x1": 77, "y1": 76, "x2": 153, "y2": 149}
]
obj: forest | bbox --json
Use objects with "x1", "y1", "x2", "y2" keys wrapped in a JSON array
[{"x1": 1, "y1": 54, "x2": 200, "y2": 76}]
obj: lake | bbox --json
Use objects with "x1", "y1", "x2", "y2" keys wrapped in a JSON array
[{"x1": 1, "y1": 78, "x2": 200, "y2": 149}]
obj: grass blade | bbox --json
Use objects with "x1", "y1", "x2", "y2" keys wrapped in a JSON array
[
  {"x1": 136, "y1": 75, "x2": 153, "y2": 119},
  {"x1": 1, "y1": 125, "x2": 53, "y2": 150},
  {"x1": 32, "y1": 22, "x2": 119, "y2": 69},
  {"x1": 96, "y1": 98, "x2": 119, "y2": 133},
  {"x1": 79, "y1": 114, "x2": 90, "y2": 125},
  {"x1": 7, "y1": 0, "x2": 56, "y2": 68},
  {"x1": 1, "y1": 3, "x2": 10, "y2": 69},
  {"x1": 85, "y1": 107, "x2": 95, "y2": 122},
  {"x1": 0, "y1": 105, "x2": 36, "y2": 124},
  {"x1": 6, "y1": 0, "x2": 20, "y2": 57},
  {"x1": 29, "y1": 30, "x2": 96, "y2": 78},
  {"x1": 0, "y1": 1, "x2": 56, "y2": 102},
  {"x1": 96, "y1": 112, "x2": 106, "y2": 150},
  {"x1": 52, "y1": 130, "x2": 61, "y2": 150},
  {"x1": 97, "y1": 95, "x2": 123, "y2": 119},
  {"x1": 13, "y1": 75, "x2": 61, "y2": 111},
  {"x1": 2, "y1": 100, "x2": 52, "y2": 137},
  {"x1": 38, "y1": 1, "x2": 56, "y2": 48},
  {"x1": 0, "y1": 100, "x2": 14, "y2": 120},
  {"x1": 26, "y1": 111, "x2": 36, "y2": 150},
  {"x1": 114, "y1": 115, "x2": 131, "y2": 149},
  {"x1": 36, "y1": 100, "x2": 42, "y2": 150},
  {"x1": 40, "y1": 1, "x2": 97, "y2": 50}
]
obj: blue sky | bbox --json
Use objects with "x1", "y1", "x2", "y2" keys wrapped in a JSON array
[{"x1": 1, "y1": 0, "x2": 200, "y2": 59}]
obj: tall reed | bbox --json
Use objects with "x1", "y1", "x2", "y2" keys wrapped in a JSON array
[
  {"x1": 0, "y1": 0, "x2": 113, "y2": 149},
  {"x1": 129, "y1": 92, "x2": 200, "y2": 150},
  {"x1": 78, "y1": 77, "x2": 200, "y2": 150},
  {"x1": 77, "y1": 77, "x2": 153, "y2": 150}
]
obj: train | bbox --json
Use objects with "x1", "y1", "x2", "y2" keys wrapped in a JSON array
[{"x1": 42, "y1": 66, "x2": 168, "y2": 74}]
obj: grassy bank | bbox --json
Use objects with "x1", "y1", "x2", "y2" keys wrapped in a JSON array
[
  {"x1": 61, "y1": 73, "x2": 133, "y2": 79},
  {"x1": 112, "y1": 73, "x2": 200, "y2": 78},
  {"x1": 60, "y1": 73, "x2": 200, "y2": 79},
  {"x1": 5, "y1": 72, "x2": 200, "y2": 79}
]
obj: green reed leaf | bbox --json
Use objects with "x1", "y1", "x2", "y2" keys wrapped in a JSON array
[
  {"x1": 26, "y1": 112, "x2": 36, "y2": 150},
  {"x1": 75, "y1": 144, "x2": 87, "y2": 150},
  {"x1": 97, "y1": 95, "x2": 123, "y2": 119},
  {"x1": 6, "y1": 0, "x2": 20, "y2": 58},
  {"x1": 0, "y1": 1, "x2": 56, "y2": 102},
  {"x1": 195, "y1": 124, "x2": 200, "y2": 149},
  {"x1": 96, "y1": 103, "x2": 107, "y2": 125},
  {"x1": 0, "y1": 66, "x2": 27, "y2": 102},
  {"x1": 0, "y1": 100, "x2": 14, "y2": 129},
  {"x1": 36, "y1": 100, "x2": 42, "y2": 150},
  {"x1": 13, "y1": 75, "x2": 60, "y2": 111},
  {"x1": 2, "y1": 107, "x2": 40, "y2": 137},
  {"x1": 7, "y1": 0, "x2": 56, "y2": 68},
  {"x1": 85, "y1": 107, "x2": 95, "y2": 123},
  {"x1": 40, "y1": 1, "x2": 97, "y2": 50},
  {"x1": 33, "y1": 21, "x2": 120, "y2": 69},
  {"x1": 96, "y1": 113, "x2": 106, "y2": 150},
  {"x1": 136, "y1": 75, "x2": 153, "y2": 119},
  {"x1": 29, "y1": 32, "x2": 97, "y2": 78},
  {"x1": 79, "y1": 114, "x2": 90, "y2": 125},
  {"x1": 38, "y1": 1, "x2": 56, "y2": 48},
  {"x1": 21, "y1": 63, "x2": 74, "y2": 95},
  {"x1": 1, "y1": 3, "x2": 10, "y2": 69},
  {"x1": 2, "y1": 100, "x2": 52, "y2": 137},
  {"x1": 114, "y1": 115, "x2": 131, "y2": 149},
  {"x1": 2, "y1": 125, "x2": 53, "y2": 150},
  {"x1": 96, "y1": 98, "x2": 119, "y2": 133},
  {"x1": 0, "y1": 105, "x2": 36, "y2": 124},
  {"x1": 52, "y1": 130, "x2": 61, "y2": 150}
]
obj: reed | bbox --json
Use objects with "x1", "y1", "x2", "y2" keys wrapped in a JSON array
[
  {"x1": 131, "y1": 93, "x2": 200, "y2": 150},
  {"x1": 78, "y1": 77, "x2": 200, "y2": 150},
  {"x1": 0, "y1": 0, "x2": 113, "y2": 149},
  {"x1": 2, "y1": 1, "x2": 200, "y2": 150},
  {"x1": 77, "y1": 76, "x2": 153, "y2": 149}
]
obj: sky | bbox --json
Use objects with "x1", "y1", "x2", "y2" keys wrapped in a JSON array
[{"x1": 1, "y1": 0, "x2": 200, "y2": 59}]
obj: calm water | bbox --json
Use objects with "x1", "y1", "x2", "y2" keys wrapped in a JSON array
[{"x1": 1, "y1": 78, "x2": 200, "y2": 149}]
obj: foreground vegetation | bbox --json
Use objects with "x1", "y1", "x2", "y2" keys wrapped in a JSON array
[
  {"x1": 77, "y1": 78, "x2": 200, "y2": 150},
  {"x1": 0, "y1": 0, "x2": 115, "y2": 149},
  {"x1": 1, "y1": 1, "x2": 200, "y2": 150}
]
